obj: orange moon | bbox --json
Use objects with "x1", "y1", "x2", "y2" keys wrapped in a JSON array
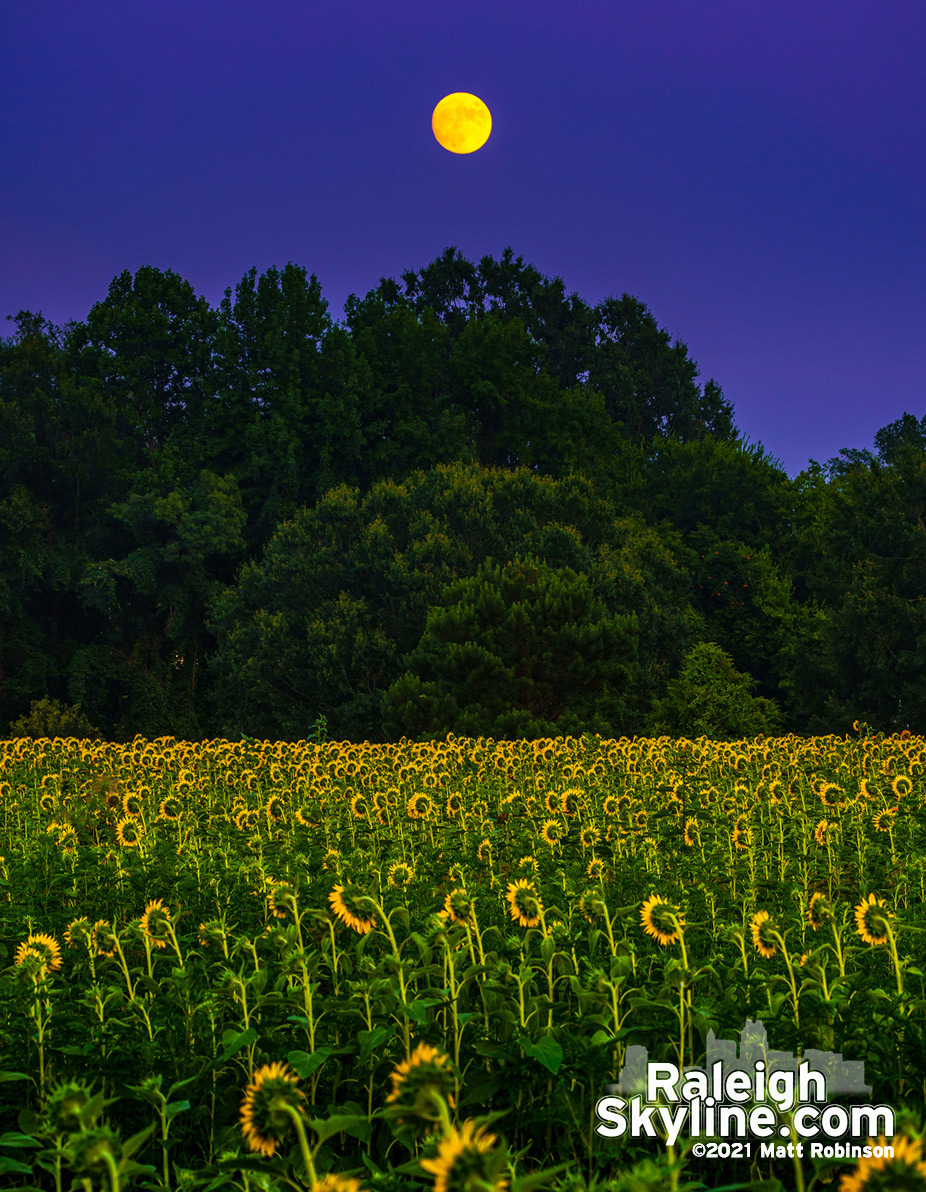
[{"x1": 431, "y1": 92, "x2": 492, "y2": 154}]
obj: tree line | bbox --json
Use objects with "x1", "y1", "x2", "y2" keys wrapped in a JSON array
[{"x1": 2, "y1": 246, "x2": 924, "y2": 741}]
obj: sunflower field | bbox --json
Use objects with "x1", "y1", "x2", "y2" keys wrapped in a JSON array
[{"x1": 1, "y1": 730, "x2": 925, "y2": 1192}]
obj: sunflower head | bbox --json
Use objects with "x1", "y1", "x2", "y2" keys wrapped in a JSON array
[
  {"x1": 505, "y1": 879, "x2": 543, "y2": 929},
  {"x1": 641, "y1": 895, "x2": 683, "y2": 946},
  {"x1": 115, "y1": 817, "x2": 141, "y2": 847},
  {"x1": 239, "y1": 1060, "x2": 306, "y2": 1158},
  {"x1": 854, "y1": 894, "x2": 891, "y2": 946},
  {"x1": 45, "y1": 1080, "x2": 95, "y2": 1133},
  {"x1": 443, "y1": 888, "x2": 474, "y2": 927},
  {"x1": 586, "y1": 858, "x2": 606, "y2": 881},
  {"x1": 387, "y1": 861, "x2": 415, "y2": 889},
  {"x1": 420, "y1": 1119, "x2": 508, "y2": 1192},
  {"x1": 311, "y1": 1178, "x2": 368, "y2": 1192},
  {"x1": 683, "y1": 818, "x2": 698, "y2": 847},
  {"x1": 14, "y1": 932, "x2": 62, "y2": 973},
  {"x1": 580, "y1": 889, "x2": 607, "y2": 924},
  {"x1": 808, "y1": 892, "x2": 832, "y2": 931},
  {"x1": 750, "y1": 910, "x2": 779, "y2": 959},
  {"x1": 139, "y1": 899, "x2": 173, "y2": 950},
  {"x1": 268, "y1": 879, "x2": 298, "y2": 919},
  {"x1": 91, "y1": 919, "x2": 119, "y2": 958},
  {"x1": 64, "y1": 917, "x2": 94, "y2": 951},
  {"x1": 541, "y1": 819, "x2": 564, "y2": 846},
  {"x1": 839, "y1": 1134, "x2": 926, "y2": 1192},
  {"x1": 386, "y1": 1042, "x2": 455, "y2": 1127},
  {"x1": 121, "y1": 791, "x2": 144, "y2": 818},
  {"x1": 328, "y1": 884, "x2": 377, "y2": 934},
  {"x1": 157, "y1": 795, "x2": 183, "y2": 822}
]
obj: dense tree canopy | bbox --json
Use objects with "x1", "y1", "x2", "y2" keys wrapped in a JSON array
[{"x1": 1, "y1": 249, "x2": 922, "y2": 740}]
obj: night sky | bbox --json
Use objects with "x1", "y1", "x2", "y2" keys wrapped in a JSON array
[{"x1": 3, "y1": 0, "x2": 923, "y2": 480}]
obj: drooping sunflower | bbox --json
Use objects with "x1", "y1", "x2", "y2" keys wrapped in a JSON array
[
  {"x1": 839, "y1": 1135, "x2": 926, "y2": 1192},
  {"x1": 388, "y1": 861, "x2": 415, "y2": 888},
  {"x1": 115, "y1": 817, "x2": 141, "y2": 848},
  {"x1": 640, "y1": 895, "x2": 683, "y2": 946},
  {"x1": 476, "y1": 838, "x2": 493, "y2": 864},
  {"x1": 818, "y1": 782, "x2": 842, "y2": 809},
  {"x1": 239, "y1": 1060, "x2": 306, "y2": 1158},
  {"x1": 121, "y1": 791, "x2": 144, "y2": 818},
  {"x1": 873, "y1": 807, "x2": 898, "y2": 833},
  {"x1": 807, "y1": 892, "x2": 832, "y2": 931},
  {"x1": 139, "y1": 899, "x2": 172, "y2": 950},
  {"x1": 91, "y1": 919, "x2": 118, "y2": 958},
  {"x1": 854, "y1": 894, "x2": 891, "y2": 946},
  {"x1": 586, "y1": 858, "x2": 606, "y2": 881},
  {"x1": 541, "y1": 819, "x2": 564, "y2": 846},
  {"x1": 407, "y1": 793, "x2": 434, "y2": 820},
  {"x1": 420, "y1": 1119, "x2": 508, "y2": 1192},
  {"x1": 264, "y1": 794, "x2": 286, "y2": 824},
  {"x1": 386, "y1": 1042, "x2": 455, "y2": 1121},
  {"x1": 328, "y1": 884, "x2": 377, "y2": 934},
  {"x1": 891, "y1": 774, "x2": 913, "y2": 799},
  {"x1": 349, "y1": 792, "x2": 369, "y2": 820},
  {"x1": 443, "y1": 888, "x2": 474, "y2": 927},
  {"x1": 64, "y1": 917, "x2": 94, "y2": 951},
  {"x1": 15, "y1": 932, "x2": 63, "y2": 972},
  {"x1": 579, "y1": 825, "x2": 600, "y2": 848},
  {"x1": 683, "y1": 818, "x2": 698, "y2": 848},
  {"x1": 157, "y1": 796, "x2": 183, "y2": 822},
  {"x1": 750, "y1": 910, "x2": 778, "y2": 959},
  {"x1": 505, "y1": 879, "x2": 543, "y2": 928},
  {"x1": 311, "y1": 1177, "x2": 367, "y2": 1192}
]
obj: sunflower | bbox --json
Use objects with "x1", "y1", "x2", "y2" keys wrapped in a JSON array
[
  {"x1": 121, "y1": 791, "x2": 144, "y2": 818},
  {"x1": 64, "y1": 917, "x2": 94, "y2": 950},
  {"x1": 420, "y1": 1119, "x2": 507, "y2": 1192},
  {"x1": 91, "y1": 920, "x2": 118, "y2": 958},
  {"x1": 264, "y1": 794, "x2": 286, "y2": 823},
  {"x1": 328, "y1": 884, "x2": 377, "y2": 934},
  {"x1": 891, "y1": 774, "x2": 913, "y2": 798},
  {"x1": 544, "y1": 791, "x2": 562, "y2": 815},
  {"x1": 268, "y1": 880, "x2": 297, "y2": 919},
  {"x1": 311, "y1": 1178, "x2": 367, "y2": 1192},
  {"x1": 873, "y1": 807, "x2": 898, "y2": 833},
  {"x1": 45, "y1": 1080, "x2": 95, "y2": 1133},
  {"x1": 322, "y1": 849, "x2": 341, "y2": 872},
  {"x1": 407, "y1": 793, "x2": 434, "y2": 820},
  {"x1": 505, "y1": 879, "x2": 543, "y2": 928},
  {"x1": 602, "y1": 795, "x2": 619, "y2": 816},
  {"x1": 732, "y1": 815, "x2": 751, "y2": 851},
  {"x1": 586, "y1": 858, "x2": 606, "y2": 881},
  {"x1": 14, "y1": 932, "x2": 63, "y2": 972},
  {"x1": 854, "y1": 894, "x2": 891, "y2": 946},
  {"x1": 445, "y1": 793, "x2": 464, "y2": 817},
  {"x1": 157, "y1": 796, "x2": 183, "y2": 822},
  {"x1": 239, "y1": 1060, "x2": 306, "y2": 1159},
  {"x1": 750, "y1": 910, "x2": 778, "y2": 959},
  {"x1": 814, "y1": 819, "x2": 833, "y2": 845},
  {"x1": 115, "y1": 817, "x2": 141, "y2": 847},
  {"x1": 580, "y1": 825, "x2": 600, "y2": 848},
  {"x1": 349, "y1": 793, "x2": 369, "y2": 820},
  {"x1": 807, "y1": 892, "x2": 832, "y2": 930},
  {"x1": 541, "y1": 819, "x2": 564, "y2": 846},
  {"x1": 818, "y1": 783, "x2": 842, "y2": 809},
  {"x1": 683, "y1": 818, "x2": 698, "y2": 848},
  {"x1": 640, "y1": 895, "x2": 683, "y2": 946},
  {"x1": 386, "y1": 1042, "x2": 455, "y2": 1121},
  {"x1": 139, "y1": 899, "x2": 172, "y2": 950},
  {"x1": 234, "y1": 808, "x2": 259, "y2": 832},
  {"x1": 515, "y1": 854, "x2": 538, "y2": 876},
  {"x1": 476, "y1": 838, "x2": 493, "y2": 863},
  {"x1": 443, "y1": 888, "x2": 474, "y2": 927},
  {"x1": 839, "y1": 1135, "x2": 926, "y2": 1192},
  {"x1": 388, "y1": 861, "x2": 415, "y2": 888}
]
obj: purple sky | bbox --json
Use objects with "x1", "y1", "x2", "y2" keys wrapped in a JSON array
[{"x1": 3, "y1": 0, "x2": 924, "y2": 479}]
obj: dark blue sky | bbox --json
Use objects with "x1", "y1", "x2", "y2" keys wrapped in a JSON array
[{"x1": 3, "y1": 0, "x2": 923, "y2": 479}]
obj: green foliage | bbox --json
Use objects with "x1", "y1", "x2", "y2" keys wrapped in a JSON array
[
  {"x1": 7, "y1": 697, "x2": 99, "y2": 739},
  {"x1": 647, "y1": 641, "x2": 785, "y2": 740},
  {"x1": 381, "y1": 555, "x2": 638, "y2": 739}
]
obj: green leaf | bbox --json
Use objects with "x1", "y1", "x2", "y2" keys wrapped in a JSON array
[
  {"x1": 307, "y1": 1114, "x2": 372, "y2": 1145},
  {"x1": 287, "y1": 1047, "x2": 332, "y2": 1078},
  {"x1": 520, "y1": 1034, "x2": 563, "y2": 1075}
]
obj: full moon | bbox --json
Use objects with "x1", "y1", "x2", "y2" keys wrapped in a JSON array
[{"x1": 431, "y1": 92, "x2": 492, "y2": 154}]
